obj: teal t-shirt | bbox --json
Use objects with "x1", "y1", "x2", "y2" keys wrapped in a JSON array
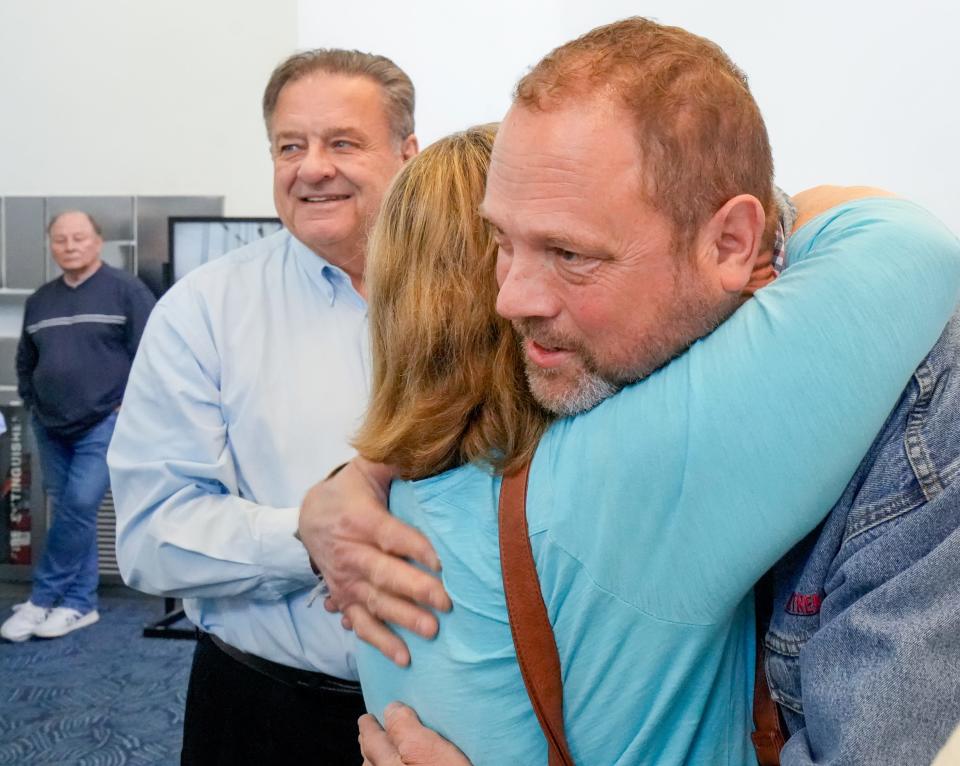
[{"x1": 358, "y1": 199, "x2": 960, "y2": 764}]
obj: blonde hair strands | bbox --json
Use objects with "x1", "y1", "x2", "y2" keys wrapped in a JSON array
[{"x1": 354, "y1": 125, "x2": 549, "y2": 480}]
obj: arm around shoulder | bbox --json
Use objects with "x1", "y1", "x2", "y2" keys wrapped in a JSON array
[{"x1": 589, "y1": 198, "x2": 960, "y2": 617}]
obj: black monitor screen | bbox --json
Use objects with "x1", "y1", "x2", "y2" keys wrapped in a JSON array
[{"x1": 168, "y1": 217, "x2": 283, "y2": 282}]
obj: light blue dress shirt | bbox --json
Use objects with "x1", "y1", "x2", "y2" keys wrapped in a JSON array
[
  {"x1": 359, "y1": 199, "x2": 960, "y2": 762},
  {"x1": 109, "y1": 230, "x2": 367, "y2": 678}
]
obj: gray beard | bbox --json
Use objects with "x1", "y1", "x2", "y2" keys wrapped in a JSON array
[
  {"x1": 524, "y1": 362, "x2": 622, "y2": 417},
  {"x1": 520, "y1": 292, "x2": 734, "y2": 417}
]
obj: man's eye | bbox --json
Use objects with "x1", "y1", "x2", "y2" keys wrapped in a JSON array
[
  {"x1": 278, "y1": 144, "x2": 300, "y2": 154},
  {"x1": 553, "y1": 248, "x2": 584, "y2": 264},
  {"x1": 332, "y1": 140, "x2": 355, "y2": 150}
]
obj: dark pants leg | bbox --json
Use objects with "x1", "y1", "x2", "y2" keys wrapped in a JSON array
[{"x1": 181, "y1": 633, "x2": 366, "y2": 765}]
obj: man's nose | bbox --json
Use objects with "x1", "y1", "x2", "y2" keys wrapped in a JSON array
[
  {"x1": 297, "y1": 145, "x2": 336, "y2": 184},
  {"x1": 495, "y1": 250, "x2": 558, "y2": 321}
]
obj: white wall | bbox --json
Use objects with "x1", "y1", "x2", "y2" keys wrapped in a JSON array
[
  {"x1": 299, "y1": 0, "x2": 960, "y2": 234},
  {"x1": 2, "y1": 2, "x2": 956, "y2": 229},
  {"x1": 0, "y1": 0, "x2": 298, "y2": 216}
]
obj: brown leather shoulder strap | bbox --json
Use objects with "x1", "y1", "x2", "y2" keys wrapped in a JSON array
[
  {"x1": 501, "y1": 462, "x2": 782, "y2": 766},
  {"x1": 752, "y1": 579, "x2": 786, "y2": 765},
  {"x1": 499, "y1": 463, "x2": 575, "y2": 766}
]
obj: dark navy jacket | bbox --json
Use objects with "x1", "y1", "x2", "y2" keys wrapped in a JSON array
[
  {"x1": 16, "y1": 264, "x2": 156, "y2": 439},
  {"x1": 766, "y1": 309, "x2": 960, "y2": 765}
]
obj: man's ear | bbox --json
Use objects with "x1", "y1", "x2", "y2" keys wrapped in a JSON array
[
  {"x1": 698, "y1": 194, "x2": 765, "y2": 294},
  {"x1": 400, "y1": 134, "x2": 419, "y2": 162}
]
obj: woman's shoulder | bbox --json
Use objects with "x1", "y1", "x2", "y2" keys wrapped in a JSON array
[{"x1": 390, "y1": 462, "x2": 501, "y2": 521}]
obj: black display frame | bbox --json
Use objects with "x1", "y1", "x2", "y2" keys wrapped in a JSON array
[{"x1": 166, "y1": 216, "x2": 283, "y2": 285}]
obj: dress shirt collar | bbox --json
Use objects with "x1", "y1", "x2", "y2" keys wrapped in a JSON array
[{"x1": 289, "y1": 233, "x2": 367, "y2": 311}]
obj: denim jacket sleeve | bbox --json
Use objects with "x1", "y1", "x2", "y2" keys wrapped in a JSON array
[{"x1": 767, "y1": 310, "x2": 960, "y2": 766}]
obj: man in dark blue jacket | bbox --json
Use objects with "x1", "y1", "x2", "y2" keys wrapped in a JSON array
[{"x1": 1, "y1": 210, "x2": 155, "y2": 642}]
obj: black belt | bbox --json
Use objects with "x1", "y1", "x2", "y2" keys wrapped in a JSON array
[{"x1": 206, "y1": 632, "x2": 362, "y2": 695}]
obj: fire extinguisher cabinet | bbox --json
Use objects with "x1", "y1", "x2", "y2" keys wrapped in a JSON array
[{"x1": 0, "y1": 402, "x2": 48, "y2": 582}]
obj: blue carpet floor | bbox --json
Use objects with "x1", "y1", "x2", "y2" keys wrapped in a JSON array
[{"x1": 0, "y1": 586, "x2": 194, "y2": 765}]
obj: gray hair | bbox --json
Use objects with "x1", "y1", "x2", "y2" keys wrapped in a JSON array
[
  {"x1": 47, "y1": 211, "x2": 102, "y2": 237},
  {"x1": 262, "y1": 48, "x2": 415, "y2": 143}
]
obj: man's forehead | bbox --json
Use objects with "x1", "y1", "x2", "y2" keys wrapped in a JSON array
[
  {"x1": 495, "y1": 93, "x2": 623, "y2": 142},
  {"x1": 481, "y1": 165, "x2": 619, "y2": 255},
  {"x1": 274, "y1": 73, "x2": 389, "y2": 125},
  {"x1": 483, "y1": 102, "x2": 643, "y2": 223},
  {"x1": 51, "y1": 213, "x2": 96, "y2": 235},
  {"x1": 480, "y1": 155, "x2": 587, "y2": 226}
]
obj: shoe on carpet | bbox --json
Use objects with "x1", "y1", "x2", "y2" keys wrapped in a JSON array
[
  {"x1": 33, "y1": 607, "x2": 100, "y2": 638},
  {"x1": 0, "y1": 601, "x2": 51, "y2": 642}
]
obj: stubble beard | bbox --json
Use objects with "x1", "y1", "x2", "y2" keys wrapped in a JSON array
[
  {"x1": 515, "y1": 325, "x2": 623, "y2": 417},
  {"x1": 516, "y1": 273, "x2": 736, "y2": 417}
]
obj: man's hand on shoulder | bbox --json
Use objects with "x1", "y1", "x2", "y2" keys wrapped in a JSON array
[
  {"x1": 297, "y1": 458, "x2": 452, "y2": 666},
  {"x1": 359, "y1": 703, "x2": 472, "y2": 766}
]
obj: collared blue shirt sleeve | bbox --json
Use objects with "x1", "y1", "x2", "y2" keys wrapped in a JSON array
[
  {"x1": 108, "y1": 231, "x2": 369, "y2": 676},
  {"x1": 109, "y1": 280, "x2": 314, "y2": 601}
]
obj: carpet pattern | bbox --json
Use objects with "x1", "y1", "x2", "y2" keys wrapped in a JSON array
[{"x1": 0, "y1": 588, "x2": 194, "y2": 765}]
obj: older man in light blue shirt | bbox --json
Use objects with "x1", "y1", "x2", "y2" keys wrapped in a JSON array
[
  {"x1": 108, "y1": 48, "x2": 418, "y2": 764},
  {"x1": 111, "y1": 231, "x2": 368, "y2": 668}
]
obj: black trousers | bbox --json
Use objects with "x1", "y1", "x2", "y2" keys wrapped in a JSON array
[{"x1": 181, "y1": 632, "x2": 366, "y2": 765}]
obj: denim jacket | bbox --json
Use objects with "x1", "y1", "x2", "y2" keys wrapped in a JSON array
[{"x1": 765, "y1": 309, "x2": 960, "y2": 765}]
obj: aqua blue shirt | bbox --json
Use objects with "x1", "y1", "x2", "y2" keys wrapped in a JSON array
[
  {"x1": 109, "y1": 230, "x2": 368, "y2": 678},
  {"x1": 358, "y1": 199, "x2": 960, "y2": 764}
]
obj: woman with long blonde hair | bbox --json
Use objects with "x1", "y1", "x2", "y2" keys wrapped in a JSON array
[
  {"x1": 352, "y1": 124, "x2": 960, "y2": 764},
  {"x1": 355, "y1": 124, "x2": 547, "y2": 479}
]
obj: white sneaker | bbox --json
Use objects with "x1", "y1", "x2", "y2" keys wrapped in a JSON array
[
  {"x1": 0, "y1": 601, "x2": 51, "y2": 642},
  {"x1": 33, "y1": 607, "x2": 100, "y2": 638}
]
